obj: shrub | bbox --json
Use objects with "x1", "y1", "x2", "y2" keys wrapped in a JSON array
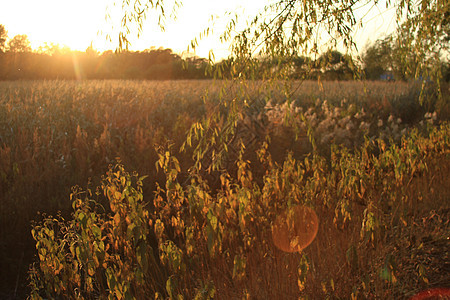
[
  {"x1": 29, "y1": 165, "x2": 167, "y2": 299},
  {"x1": 29, "y1": 123, "x2": 450, "y2": 299}
]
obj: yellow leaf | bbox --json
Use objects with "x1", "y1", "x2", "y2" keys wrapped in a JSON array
[{"x1": 114, "y1": 213, "x2": 121, "y2": 226}]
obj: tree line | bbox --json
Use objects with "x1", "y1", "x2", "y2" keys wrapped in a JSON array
[
  {"x1": 1, "y1": 24, "x2": 448, "y2": 81},
  {"x1": 0, "y1": 25, "x2": 211, "y2": 80},
  {"x1": 0, "y1": 48, "x2": 211, "y2": 80},
  {"x1": 362, "y1": 33, "x2": 450, "y2": 82}
]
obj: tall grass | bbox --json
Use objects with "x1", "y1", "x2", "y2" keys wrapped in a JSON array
[{"x1": 0, "y1": 79, "x2": 447, "y2": 298}]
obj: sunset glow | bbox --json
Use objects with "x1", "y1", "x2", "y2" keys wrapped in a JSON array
[
  {"x1": 0, "y1": 0, "x2": 111, "y2": 51},
  {"x1": 0, "y1": 0, "x2": 397, "y2": 60},
  {"x1": 0, "y1": 0, "x2": 265, "y2": 59}
]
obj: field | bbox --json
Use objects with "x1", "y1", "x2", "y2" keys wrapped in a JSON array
[{"x1": 0, "y1": 79, "x2": 449, "y2": 299}]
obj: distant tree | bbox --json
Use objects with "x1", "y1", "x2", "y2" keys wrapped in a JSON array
[
  {"x1": 36, "y1": 42, "x2": 64, "y2": 56},
  {"x1": 291, "y1": 55, "x2": 312, "y2": 79},
  {"x1": 8, "y1": 34, "x2": 31, "y2": 53},
  {"x1": 85, "y1": 43, "x2": 99, "y2": 56},
  {"x1": 0, "y1": 24, "x2": 7, "y2": 52},
  {"x1": 362, "y1": 26, "x2": 434, "y2": 81},
  {"x1": 315, "y1": 50, "x2": 354, "y2": 80},
  {"x1": 362, "y1": 38, "x2": 394, "y2": 80},
  {"x1": 317, "y1": 50, "x2": 343, "y2": 67}
]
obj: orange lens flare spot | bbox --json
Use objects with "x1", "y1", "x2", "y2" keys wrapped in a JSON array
[
  {"x1": 272, "y1": 205, "x2": 319, "y2": 253},
  {"x1": 410, "y1": 288, "x2": 450, "y2": 300}
]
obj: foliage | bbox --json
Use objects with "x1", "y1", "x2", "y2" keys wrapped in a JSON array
[
  {"x1": 362, "y1": 37, "x2": 397, "y2": 80},
  {"x1": 0, "y1": 24, "x2": 7, "y2": 53},
  {"x1": 7, "y1": 34, "x2": 31, "y2": 53},
  {"x1": 0, "y1": 79, "x2": 447, "y2": 297},
  {"x1": 212, "y1": 50, "x2": 355, "y2": 80},
  {"x1": 115, "y1": 0, "x2": 449, "y2": 108},
  {"x1": 314, "y1": 50, "x2": 355, "y2": 80},
  {"x1": 29, "y1": 164, "x2": 166, "y2": 299},
  {"x1": 0, "y1": 47, "x2": 210, "y2": 80},
  {"x1": 0, "y1": 80, "x2": 207, "y2": 296},
  {"x1": 108, "y1": 0, "x2": 181, "y2": 51},
  {"x1": 361, "y1": 33, "x2": 450, "y2": 82},
  {"x1": 29, "y1": 120, "x2": 450, "y2": 298},
  {"x1": 19, "y1": 0, "x2": 450, "y2": 298}
]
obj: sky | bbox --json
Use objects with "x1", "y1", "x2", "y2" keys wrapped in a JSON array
[{"x1": 0, "y1": 0, "x2": 397, "y2": 61}]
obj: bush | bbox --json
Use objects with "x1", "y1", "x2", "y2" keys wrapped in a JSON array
[{"x1": 29, "y1": 165, "x2": 166, "y2": 299}]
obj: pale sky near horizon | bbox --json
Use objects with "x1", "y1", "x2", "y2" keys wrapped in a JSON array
[{"x1": 0, "y1": 0, "x2": 397, "y2": 61}]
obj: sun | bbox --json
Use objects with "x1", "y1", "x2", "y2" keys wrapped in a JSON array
[
  {"x1": 0, "y1": 0, "x2": 114, "y2": 52},
  {"x1": 1, "y1": 0, "x2": 272, "y2": 60},
  {"x1": 1, "y1": 0, "x2": 266, "y2": 59}
]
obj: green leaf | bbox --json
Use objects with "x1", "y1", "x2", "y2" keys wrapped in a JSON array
[
  {"x1": 78, "y1": 212, "x2": 87, "y2": 229},
  {"x1": 166, "y1": 276, "x2": 177, "y2": 299},
  {"x1": 92, "y1": 224, "x2": 102, "y2": 239}
]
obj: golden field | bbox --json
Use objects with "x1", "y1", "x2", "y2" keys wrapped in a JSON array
[{"x1": 0, "y1": 80, "x2": 448, "y2": 299}]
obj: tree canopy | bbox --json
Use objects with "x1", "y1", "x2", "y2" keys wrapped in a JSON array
[
  {"x1": 0, "y1": 24, "x2": 7, "y2": 53},
  {"x1": 7, "y1": 34, "x2": 31, "y2": 53},
  {"x1": 0, "y1": 45, "x2": 211, "y2": 80}
]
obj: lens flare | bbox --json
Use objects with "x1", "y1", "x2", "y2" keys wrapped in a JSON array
[
  {"x1": 272, "y1": 205, "x2": 319, "y2": 253},
  {"x1": 72, "y1": 53, "x2": 82, "y2": 80},
  {"x1": 410, "y1": 288, "x2": 450, "y2": 300}
]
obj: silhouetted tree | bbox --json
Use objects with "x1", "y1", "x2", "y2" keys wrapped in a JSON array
[
  {"x1": 8, "y1": 34, "x2": 31, "y2": 53},
  {"x1": 0, "y1": 24, "x2": 7, "y2": 53}
]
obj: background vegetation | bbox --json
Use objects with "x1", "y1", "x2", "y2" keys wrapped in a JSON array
[{"x1": 2, "y1": 24, "x2": 448, "y2": 82}]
